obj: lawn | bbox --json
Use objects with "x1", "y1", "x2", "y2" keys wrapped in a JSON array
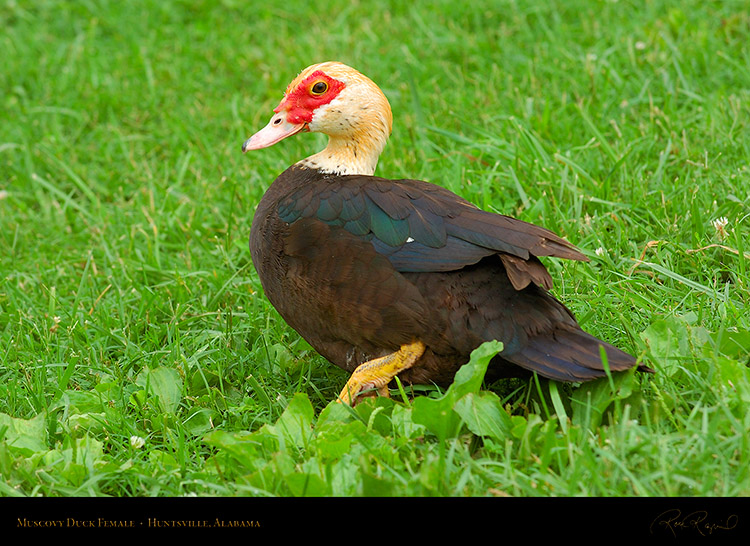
[{"x1": 1, "y1": 0, "x2": 749, "y2": 510}]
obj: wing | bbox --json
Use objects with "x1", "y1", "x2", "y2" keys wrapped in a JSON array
[{"x1": 277, "y1": 175, "x2": 588, "y2": 289}]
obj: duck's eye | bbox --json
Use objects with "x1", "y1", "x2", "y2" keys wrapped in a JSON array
[{"x1": 311, "y1": 81, "x2": 328, "y2": 95}]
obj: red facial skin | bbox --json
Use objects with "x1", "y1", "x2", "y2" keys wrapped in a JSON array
[{"x1": 274, "y1": 70, "x2": 346, "y2": 125}]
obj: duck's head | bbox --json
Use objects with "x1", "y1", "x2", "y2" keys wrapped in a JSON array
[{"x1": 243, "y1": 62, "x2": 393, "y2": 175}]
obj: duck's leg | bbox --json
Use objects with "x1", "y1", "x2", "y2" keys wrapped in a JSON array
[{"x1": 338, "y1": 341, "x2": 426, "y2": 405}]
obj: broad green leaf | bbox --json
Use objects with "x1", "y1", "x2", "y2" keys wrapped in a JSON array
[
  {"x1": 708, "y1": 352, "x2": 750, "y2": 406},
  {"x1": 265, "y1": 343, "x2": 296, "y2": 371},
  {"x1": 389, "y1": 403, "x2": 426, "y2": 439},
  {"x1": 354, "y1": 396, "x2": 394, "y2": 436},
  {"x1": 361, "y1": 473, "x2": 395, "y2": 496},
  {"x1": 712, "y1": 329, "x2": 750, "y2": 361},
  {"x1": 68, "y1": 412, "x2": 107, "y2": 435},
  {"x1": 317, "y1": 399, "x2": 358, "y2": 428},
  {"x1": 183, "y1": 407, "x2": 218, "y2": 436},
  {"x1": 0, "y1": 412, "x2": 47, "y2": 456},
  {"x1": 451, "y1": 340, "x2": 505, "y2": 398},
  {"x1": 640, "y1": 314, "x2": 710, "y2": 376},
  {"x1": 510, "y1": 413, "x2": 543, "y2": 441},
  {"x1": 571, "y1": 367, "x2": 637, "y2": 429},
  {"x1": 285, "y1": 471, "x2": 331, "y2": 497},
  {"x1": 411, "y1": 388, "x2": 463, "y2": 441},
  {"x1": 149, "y1": 450, "x2": 180, "y2": 470},
  {"x1": 65, "y1": 434, "x2": 104, "y2": 468},
  {"x1": 412, "y1": 340, "x2": 503, "y2": 440},
  {"x1": 315, "y1": 405, "x2": 366, "y2": 460},
  {"x1": 203, "y1": 429, "x2": 266, "y2": 470},
  {"x1": 453, "y1": 391, "x2": 513, "y2": 441},
  {"x1": 137, "y1": 367, "x2": 183, "y2": 415},
  {"x1": 314, "y1": 425, "x2": 357, "y2": 460},
  {"x1": 63, "y1": 390, "x2": 105, "y2": 414},
  {"x1": 271, "y1": 392, "x2": 315, "y2": 449}
]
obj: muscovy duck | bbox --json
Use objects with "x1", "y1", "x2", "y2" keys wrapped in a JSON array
[{"x1": 243, "y1": 61, "x2": 648, "y2": 405}]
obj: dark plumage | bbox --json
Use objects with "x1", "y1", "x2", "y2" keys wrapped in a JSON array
[{"x1": 251, "y1": 165, "x2": 647, "y2": 387}]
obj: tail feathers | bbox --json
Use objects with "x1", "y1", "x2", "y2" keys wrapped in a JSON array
[{"x1": 505, "y1": 327, "x2": 649, "y2": 382}]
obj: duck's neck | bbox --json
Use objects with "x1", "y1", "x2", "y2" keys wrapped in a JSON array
[{"x1": 297, "y1": 127, "x2": 389, "y2": 177}]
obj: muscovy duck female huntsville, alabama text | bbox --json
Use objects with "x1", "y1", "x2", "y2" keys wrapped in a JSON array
[{"x1": 242, "y1": 61, "x2": 649, "y2": 405}]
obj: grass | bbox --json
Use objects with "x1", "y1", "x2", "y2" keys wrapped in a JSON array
[{"x1": 1, "y1": 0, "x2": 749, "y2": 504}]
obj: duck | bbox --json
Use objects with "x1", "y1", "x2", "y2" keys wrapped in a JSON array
[{"x1": 243, "y1": 61, "x2": 649, "y2": 405}]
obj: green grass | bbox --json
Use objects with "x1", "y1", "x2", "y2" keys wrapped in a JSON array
[{"x1": 1, "y1": 0, "x2": 749, "y2": 498}]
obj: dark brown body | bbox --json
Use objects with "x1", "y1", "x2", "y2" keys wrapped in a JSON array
[{"x1": 251, "y1": 165, "x2": 644, "y2": 387}]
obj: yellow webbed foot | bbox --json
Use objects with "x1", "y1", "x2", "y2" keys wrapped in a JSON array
[{"x1": 338, "y1": 341, "x2": 426, "y2": 405}]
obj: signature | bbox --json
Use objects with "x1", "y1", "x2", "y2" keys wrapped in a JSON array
[{"x1": 650, "y1": 509, "x2": 739, "y2": 537}]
